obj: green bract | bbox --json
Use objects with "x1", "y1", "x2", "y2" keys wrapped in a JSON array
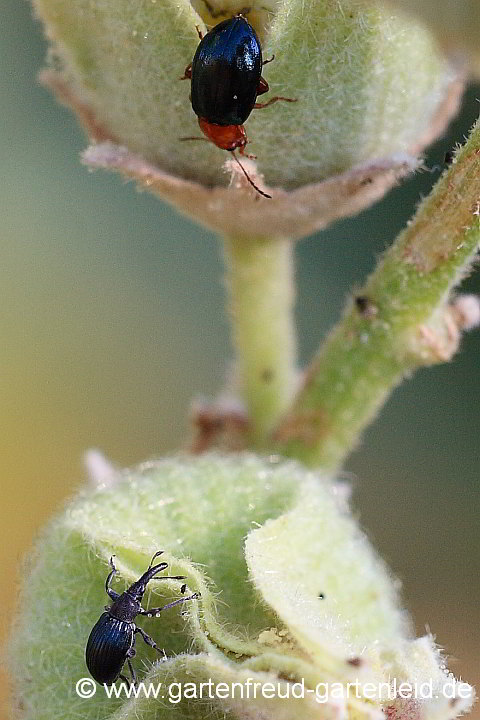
[
  {"x1": 33, "y1": 0, "x2": 453, "y2": 190},
  {"x1": 369, "y1": 0, "x2": 480, "y2": 78},
  {"x1": 32, "y1": 0, "x2": 463, "y2": 237},
  {"x1": 10, "y1": 454, "x2": 474, "y2": 720}
]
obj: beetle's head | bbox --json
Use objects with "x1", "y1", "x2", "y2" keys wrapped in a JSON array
[
  {"x1": 127, "y1": 552, "x2": 188, "y2": 602},
  {"x1": 198, "y1": 118, "x2": 247, "y2": 151},
  {"x1": 125, "y1": 552, "x2": 167, "y2": 601}
]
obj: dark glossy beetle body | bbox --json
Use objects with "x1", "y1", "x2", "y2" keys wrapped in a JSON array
[
  {"x1": 181, "y1": 15, "x2": 296, "y2": 197},
  {"x1": 85, "y1": 552, "x2": 198, "y2": 686},
  {"x1": 86, "y1": 614, "x2": 134, "y2": 685},
  {"x1": 182, "y1": 16, "x2": 296, "y2": 156},
  {"x1": 191, "y1": 16, "x2": 262, "y2": 127}
]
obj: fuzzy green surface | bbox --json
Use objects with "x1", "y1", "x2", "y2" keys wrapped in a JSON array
[
  {"x1": 9, "y1": 453, "x2": 473, "y2": 720},
  {"x1": 379, "y1": 0, "x2": 480, "y2": 76},
  {"x1": 33, "y1": 0, "x2": 451, "y2": 189},
  {"x1": 245, "y1": 480, "x2": 410, "y2": 667}
]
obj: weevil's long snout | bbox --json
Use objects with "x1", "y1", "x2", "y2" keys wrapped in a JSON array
[
  {"x1": 140, "y1": 561, "x2": 169, "y2": 586},
  {"x1": 128, "y1": 553, "x2": 188, "y2": 600}
]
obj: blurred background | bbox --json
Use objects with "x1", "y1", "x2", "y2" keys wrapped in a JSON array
[{"x1": 1, "y1": 0, "x2": 479, "y2": 716}]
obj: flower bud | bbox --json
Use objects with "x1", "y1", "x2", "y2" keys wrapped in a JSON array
[
  {"x1": 33, "y1": 0, "x2": 462, "y2": 237},
  {"x1": 9, "y1": 454, "x2": 473, "y2": 720}
]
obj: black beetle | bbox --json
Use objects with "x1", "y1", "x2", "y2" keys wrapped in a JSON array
[
  {"x1": 181, "y1": 15, "x2": 296, "y2": 197},
  {"x1": 85, "y1": 552, "x2": 198, "y2": 685}
]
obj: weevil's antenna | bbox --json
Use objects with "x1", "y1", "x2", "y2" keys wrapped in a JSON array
[{"x1": 231, "y1": 151, "x2": 271, "y2": 199}]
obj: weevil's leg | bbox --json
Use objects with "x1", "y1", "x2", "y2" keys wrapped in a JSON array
[
  {"x1": 140, "y1": 593, "x2": 199, "y2": 617},
  {"x1": 127, "y1": 659, "x2": 137, "y2": 686},
  {"x1": 106, "y1": 557, "x2": 120, "y2": 600},
  {"x1": 106, "y1": 573, "x2": 119, "y2": 600},
  {"x1": 254, "y1": 94, "x2": 298, "y2": 109},
  {"x1": 118, "y1": 673, "x2": 135, "y2": 687},
  {"x1": 180, "y1": 63, "x2": 192, "y2": 80},
  {"x1": 135, "y1": 626, "x2": 162, "y2": 653},
  {"x1": 195, "y1": 25, "x2": 204, "y2": 40},
  {"x1": 262, "y1": 54, "x2": 275, "y2": 66}
]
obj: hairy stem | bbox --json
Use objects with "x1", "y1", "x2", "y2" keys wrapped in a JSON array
[
  {"x1": 273, "y1": 117, "x2": 480, "y2": 469},
  {"x1": 223, "y1": 235, "x2": 297, "y2": 446}
]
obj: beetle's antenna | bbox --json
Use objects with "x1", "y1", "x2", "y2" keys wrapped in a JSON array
[
  {"x1": 148, "y1": 550, "x2": 164, "y2": 569},
  {"x1": 179, "y1": 136, "x2": 209, "y2": 142},
  {"x1": 231, "y1": 151, "x2": 271, "y2": 199}
]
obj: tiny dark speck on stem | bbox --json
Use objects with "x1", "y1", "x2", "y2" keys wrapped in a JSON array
[
  {"x1": 355, "y1": 296, "x2": 369, "y2": 313},
  {"x1": 355, "y1": 296, "x2": 378, "y2": 318},
  {"x1": 444, "y1": 149, "x2": 455, "y2": 165},
  {"x1": 261, "y1": 368, "x2": 274, "y2": 382}
]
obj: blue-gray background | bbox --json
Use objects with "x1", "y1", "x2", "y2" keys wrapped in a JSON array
[{"x1": 1, "y1": 0, "x2": 479, "y2": 715}]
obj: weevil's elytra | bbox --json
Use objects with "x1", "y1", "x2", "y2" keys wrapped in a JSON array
[
  {"x1": 85, "y1": 552, "x2": 198, "y2": 686},
  {"x1": 181, "y1": 14, "x2": 297, "y2": 198}
]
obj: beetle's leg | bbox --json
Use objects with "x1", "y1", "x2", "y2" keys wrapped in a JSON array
[
  {"x1": 119, "y1": 666, "x2": 137, "y2": 688},
  {"x1": 106, "y1": 557, "x2": 120, "y2": 600},
  {"x1": 180, "y1": 63, "x2": 192, "y2": 80},
  {"x1": 254, "y1": 94, "x2": 298, "y2": 109},
  {"x1": 195, "y1": 25, "x2": 204, "y2": 40},
  {"x1": 135, "y1": 626, "x2": 162, "y2": 653},
  {"x1": 262, "y1": 54, "x2": 275, "y2": 66},
  {"x1": 140, "y1": 592, "x2": 199, "y2": 618},
  {"x1": 255, "y1": 78, "x2": 297, "y2": 105},
  {"x1": 127, "y1": 659, "x2": 137, "y2": 686},
  {"x1": 239, "y1": 145, "x2": 257, "y2": 160},
  {"x1": 256, "y1": 76, "x2": 269, "y2": 96}
]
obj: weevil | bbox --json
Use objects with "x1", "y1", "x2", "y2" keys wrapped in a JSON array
[
  {"x1": 85, "y1": 552, "x2": 198, "y2": 685},
  {"x1": 181, "y1": 15, "x2": 296, "y2": 198}
]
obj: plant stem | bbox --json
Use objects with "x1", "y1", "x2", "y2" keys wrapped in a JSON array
[
  {"x1": 223, "y1": 235, "x2": 297, "y2": 447},
  {"x1": 273, "y1": 117, "x2": 480, "y2": 470}
]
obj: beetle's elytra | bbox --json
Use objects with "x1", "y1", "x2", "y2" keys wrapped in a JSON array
[
  {"x1": 190, "y1": 16, "x2": 263, "y2": 129},
  {"x1": 181, "y1": 15, "x2": 297, "y2": 198},
  {"x1": 85, "y1": 552, "x2": 198, "y2": 686}
]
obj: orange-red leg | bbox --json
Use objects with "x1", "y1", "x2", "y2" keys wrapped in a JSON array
[
  {"x1": 180, "y1": 63, "x2": 192, "y2": 80},
  {"x1": 262, "y1": 55, "x2": 275, "y2": 66},
  {"x1": 254, "y1": 96, "x2": 297, "y2": 109},
  {"x1": 257, "y1": 75, "x2": 269, "y2": 96},
  {"x1": 238, "y1": 144, "x2": 256, "y2": 160},
  {"x1": 255, "y1": 76, "x2": 297, "y2": 105}
]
